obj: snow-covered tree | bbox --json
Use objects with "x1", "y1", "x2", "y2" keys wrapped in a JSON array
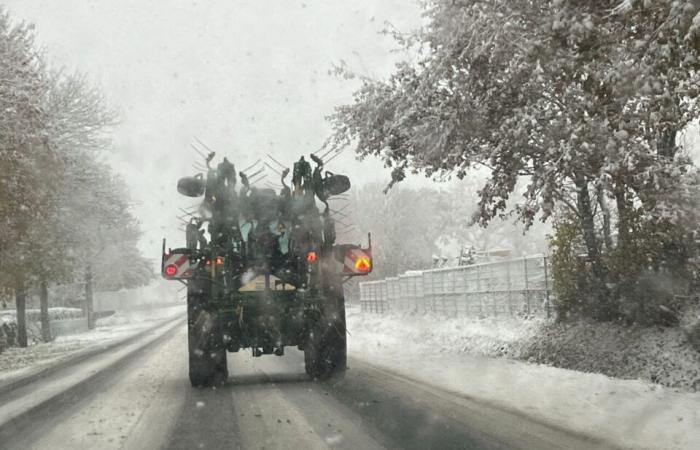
[
  {"x1": 328, "y1": 0, "x2": 700, "y2": 322},
  {"x1": 0, "y1": 8, "x2": 152, "y2": 343},
  {"x1": 0, "y1": 10, "x2": 55, "y2": 346}
]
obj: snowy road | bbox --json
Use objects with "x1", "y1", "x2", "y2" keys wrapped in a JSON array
[{"x1": 0, "y1": 322, "x2": 613, "y2": 450}]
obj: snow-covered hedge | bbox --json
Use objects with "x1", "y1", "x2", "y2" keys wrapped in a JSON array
[
  {"x1": 0, "y1": 307, "x2": 83, "y2": 324},
  {"x1": 348, "y1": 306, "x2": 700, "y2": 392},
  {"x1": 520, "y1": 310, "x2": 700, "y2": 391},
  {"x1": 0, "y1": 308, "x2": 84, "y2": 351}
]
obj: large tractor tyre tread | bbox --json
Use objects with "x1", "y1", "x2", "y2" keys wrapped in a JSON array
[
  {"x1": 188, "y1": 307, "x2": 228, "y2": 387},
  {"x1": 304, "y1": 319, "x2": 347, "y2": 381},
  {"x1": 188, "y1": 348, "x2": 228, "y2": 387}
]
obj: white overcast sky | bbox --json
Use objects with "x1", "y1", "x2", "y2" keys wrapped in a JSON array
[{"x1": 2, "y1": 0, "x2": 425, "y2": 256}]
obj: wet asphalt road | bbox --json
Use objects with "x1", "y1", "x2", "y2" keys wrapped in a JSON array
[{"x1": 1, "y1": 323, "x2": 614, "y2": 450}]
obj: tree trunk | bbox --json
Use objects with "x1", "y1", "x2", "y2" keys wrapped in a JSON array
[
  {"x1": 658, "y1": 128, "x2": 677, "y2": 159},
  {"x1": 86, "y1": 265, "x2": 95, "y2": 329},
  {"x1": 40, "y1": 280, "x2": 52, "y2": 342},
  {"x1": 614, "y1": 182, "x2": 630, "y2": 245},
  {"x1": 15, "y1": 281, "x2": 28, "y2": 348},
  {"x1": 575, "y1": 174, "x2": 604, "y2": 278},
  {"x1": 597, "y1": 184, "x2": 613, "y2": 251}
]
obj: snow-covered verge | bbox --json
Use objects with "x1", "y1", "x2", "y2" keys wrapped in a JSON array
[
  {"x1": 347, "y1": 306, "x2": 700, "y2": 450},
  {"x1": 347, "y1": 306, "x2": 700, "y2": 391},
  {"x1": 0, "y1": 307, "x2": 83, "y2": 324},
  {"x1": 346, "y1": 307, "x2": 547, "y2": 358},
  {"x1": 0, "y1": 305, "x2": 184, "y2": 385},
  {"x1": 521, "y1": 317, "x2": 700, "y2": 392}
]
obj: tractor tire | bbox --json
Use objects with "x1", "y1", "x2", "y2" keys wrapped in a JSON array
[
  {"x1": 304, "y1": 285, "x2": 347, "y2": 380},
  {"x1": 187, "y1": 283, "x2": 228, "y2": 387}
]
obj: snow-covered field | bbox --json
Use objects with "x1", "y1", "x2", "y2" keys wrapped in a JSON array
[
  {"x1": 0, "y1": 305, "x2": 185, "y2": 385},
  {"x1": 347, "y1": 306, "x2": 700, "y2": 450}
]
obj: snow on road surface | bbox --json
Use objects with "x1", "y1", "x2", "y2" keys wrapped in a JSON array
[
  {"x1": 346, "y1": 306, "x2": 700, "y2": 450},
  {"x1": 0, "y1": 305, "x2": 184, "y2": 385},
  {"x1": 1, "y1": 325, "x2": 607, "y2": 450}
]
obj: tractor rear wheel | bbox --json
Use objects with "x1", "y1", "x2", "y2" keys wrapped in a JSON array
[
  {"x1": 187, "y1": 284, "x2": 228, "y2": 387},
  {"x1": 304, "y1": 284, "x2": 346, "y2": 380}
]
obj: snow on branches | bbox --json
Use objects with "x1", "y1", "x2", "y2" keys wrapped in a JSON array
[{"x1": 328, "y1": 0, "x2": 700, "y2": 321}]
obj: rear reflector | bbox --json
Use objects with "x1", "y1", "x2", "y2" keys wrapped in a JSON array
[{"x1": 164, "y1": 264, "x2": 178, "y2": 277}]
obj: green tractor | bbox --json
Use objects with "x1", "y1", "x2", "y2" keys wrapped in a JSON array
[{"x1": 162, "y1": 153, "x2": 372, "y2": 387}]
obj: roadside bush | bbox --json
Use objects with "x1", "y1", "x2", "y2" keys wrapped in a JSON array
[
  {"x1": 550, "y1": 215, "x2": 697, "y2": 325},
  {"x1": 607, "y1": 215, "x2": 696, "y2": 326},
  {"x1": 550, "y1": 221, "x2": 583, "y2": 319},
  {"x1": 550, "y1": 220, "x2": 608, "y2": 320}
]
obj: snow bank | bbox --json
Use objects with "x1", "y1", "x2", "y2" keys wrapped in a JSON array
[
  {"x1": 521, "y1": 319, "x2": 700, "y2": 391},
  {"x1": 347, "y1": 306, "x2": 700, "y2": 450},
  {"x1": 348, "y1": 306, "x2": 700, "y2": 392},
  {"x1": 95, "y1": 305, "x2": 184, "y2": 328},
  {"x1": 0, "y1": 305, "x2": 184, "y2": 382},
  {"x1": 347, "y1": 307, "x2": 546, "y2": 358},
  {"x1": 0, "y1": 307, "x2": 83, "y2": 324}
]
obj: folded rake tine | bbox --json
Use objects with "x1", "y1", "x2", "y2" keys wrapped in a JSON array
[
  {"x1": 324, "y1": 149, "x2": 345, "y2": 166},
  {"x1": 335, "y1": 218, "x2": 352, "y2": 227},
  {"x1": 194, "y1": 136, "x2": 215, "y2": 153},
  {"x1": 264, "y1": 162, "x2": 282, "y2": 175},
  {"x1": 331, "y1": 210, "x2": 349, "y2": 219},
  {"x1": 250, "y1": 173, "x2": 268, "y2": 185},
  {"x1": 241, "y1": 159, "x2": 262, "y2": 174},
  {"x1": 191, "y1": 144, "x2": 207, "y2": 159},
  {"x1": 248, "y1": 166, "x2": 265, "y2": 179},
  {"x1": 267, "y1": 154, "x2": 288, "y2": 170},
  {"x1": 318, "y1": 146, "x2": 336, "y2": 161}
]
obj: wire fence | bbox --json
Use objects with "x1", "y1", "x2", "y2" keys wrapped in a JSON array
[{"x1": 359, "y1": 255, "x2": 553, "y2": 318}]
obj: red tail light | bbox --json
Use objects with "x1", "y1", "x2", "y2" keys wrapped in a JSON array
[
  {"x1": 164, "y1": 264, "x2": 178, "y2": 277},
  {"x1": 306, "y1": 251, "x2": 317, "y2": 263}
]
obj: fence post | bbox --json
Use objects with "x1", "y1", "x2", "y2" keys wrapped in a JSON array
[
  {"x1": 373, "y1": 285, "x2": 377, "y2": 313},
  {"x1": 506, "y1": 260, "x2": 513, "y2": 316},
  {"x1": 492, "y1": 264, "x2": 498, "y2": 317},
  {"x1": 476, "y1": 265, "x2": 483, "y2": 316},
  {"x1": 543, "y1": 256, "x2": 551, "y2": 319},
  {"x1": 453, "y1": 270, "x2": 459, "y2": 318},
  {"x1": 523, "y1": 257, "x2": 530, "y2": 315}
]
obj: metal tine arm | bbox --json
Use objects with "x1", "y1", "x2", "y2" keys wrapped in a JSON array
[
  {"x1": 241, "y1": 159, "x2": 262, "y2": 174},
  {"x1": 190, "y1": 143, "x2": 207, "y2": 159},
  {"x1": 334, "y1": 203, "x2": 351, "y2": 213},
  {"x1": 264, "y1": 162, "x2": 282, "y2": 175},
  {"x1": 317, "y1": 146, "x2": 336, "y2": 161},
  {"x1": 194, "y1": 136, "x2": 215, "y2": 153},
  {"x1": 266, "y1": 154, "x2": 288, "y2": 171},
  {"x1": 324, "y1": 148, "x2": 346, "y2": 166},
  {"x1": 250, "y1": 173, "x2": 268, "y2": 185},
  {"x1": 247, "y1": 166, "x2": 265, "y2": 179}
]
